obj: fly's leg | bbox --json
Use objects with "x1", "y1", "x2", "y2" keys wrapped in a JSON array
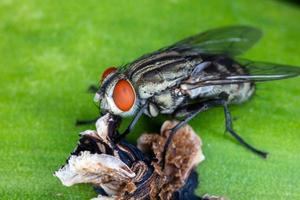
[
  {"x1": 161, "y1": 99, "x2": 221, "y2": 168},
  {"x1": 218, "y1": 92, "x2": 267, "y2": 157},
  {"x1": 223, "y1": 102, "x2": 268, "y2": 158},
  {"x1": 76, "y1": 110, "x2": 103, "y2": 126},
  {"x1": 76, "y1": 117, "x2": 99, "y2": 126},
  {"x1": 88, "y1": 85, "x2": 98, "y2": 93},
  {"x1": 117, "y1": 101, "x2": 149, "y2": 141},
  {"x1": 161, "y1": 96, "x2": 267, "y2": 167},
  {"x1": 75, "y1": 85, "x2": 99, "y2": 125}
]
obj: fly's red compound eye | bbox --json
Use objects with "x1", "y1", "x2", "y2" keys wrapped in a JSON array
[
  {"x1": 113, "y1": 80, "x2": 136, "y2": 112},
  {"x1": 101, "y1": 67, "x2": 117, "y2": 82}
]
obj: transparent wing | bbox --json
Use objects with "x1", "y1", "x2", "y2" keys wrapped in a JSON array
[
  {"x1": 123, "y1": 26, "x2": 262, "y2": 73},
  {"x1": 233, "y1": 59, "x2": 300, "y2": 80},
  {"x1": 167, "y1": 25, "x2": 262, "y2": 56},
  {"x1": 197, "y1": 60, "x2": 300, "y2": 86}
]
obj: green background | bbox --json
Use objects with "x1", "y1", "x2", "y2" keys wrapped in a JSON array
[{"x1": 1, "y1": 0, "x2": 300, "y2": 199}]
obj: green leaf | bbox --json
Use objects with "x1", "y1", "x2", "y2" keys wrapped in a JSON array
[{"x1": 0, "y1": 0, "x2": 300, "y2": 199}]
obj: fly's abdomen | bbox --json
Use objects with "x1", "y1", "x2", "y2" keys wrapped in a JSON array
[
  {"x1": 180, "y1": 56, "x2": 256, "y2": 104},
  {"x1": 181, "y1": 82, "x2": 255, "y2": 104}
]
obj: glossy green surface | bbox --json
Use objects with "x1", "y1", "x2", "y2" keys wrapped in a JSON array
[{"x1": 0, "y1": 0, "x2": 300, "y2": 199}]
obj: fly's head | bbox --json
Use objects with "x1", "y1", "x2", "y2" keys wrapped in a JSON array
[{"x1": 94, "y1": 67, "x2": 138, "y2": 117}]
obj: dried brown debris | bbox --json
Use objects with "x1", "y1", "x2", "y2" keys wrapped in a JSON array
[{"x1": 54, "y1": 114, "x2": 227, "y2": 200}]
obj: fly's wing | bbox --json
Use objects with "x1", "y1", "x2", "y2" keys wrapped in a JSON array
[
  {"x1": 125, "y1": 26, "x2": 262, "y2": 97},
  {"x1": 167, "y1": 25, "x2": 262, "y2": 56},
  {"x1": 184, "y1": 59, "x2": 300, "y2": 88},
  {"x1": 229, "y1": 60, "x2": 300, "y2": 81},
  {"x1": 138, "y1": 26, "x2": 262, "y2": 61},
  {"x1": 125, "y1": 26, "x2": 262, "y2": 74},
  {"x1": 124, "y1": 26, "x2": 262, "y2": 72}
]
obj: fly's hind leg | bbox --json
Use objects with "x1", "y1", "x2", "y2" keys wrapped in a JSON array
[
  {"x1": 161, "y1": 99, "x2": 222, "y2": 168},
  {"x1": 161, "y1": 94, "x2": 267, "y2": 167},
  {"x1": 222, "y1": 101, "x2": 268, "y2": 158},
  {"x1": 218, "y1": 92, "x2": 267, "y2": 158}
]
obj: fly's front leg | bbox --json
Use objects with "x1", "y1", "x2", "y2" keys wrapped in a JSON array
[
  {"x1": 76, "y1": 108, "x2": 103, "y2": 126},
  {"x1": 88, "y1": 85, "x2": 98, "y2": 93},
  {"x1": 117, "y1": 101, "x2": 149, "y2": 141},
  {"x1": 75, "y1": 85, "x2": 100, "y2": 125},
  {"x1": 76, "y1": 117, "x2": 99, "y2": 126}
]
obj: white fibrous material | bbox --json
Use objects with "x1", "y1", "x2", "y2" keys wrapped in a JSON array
[
  {"x1": 95, "y1": 114, "x2": 111, "y2": 143},
  {"x1": 54, "y1": 151, "x2": 135, "y2": 195},
  {"x1": 91, "y1": 195, "x2": 117, "y2": 200}
]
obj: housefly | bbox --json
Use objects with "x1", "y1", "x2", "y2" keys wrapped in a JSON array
[{"x1": 85, "y1": 26, "x2": 300, "y2": 158}]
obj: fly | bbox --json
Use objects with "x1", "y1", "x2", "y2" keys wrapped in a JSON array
[{"x1": 79, "y1": 26, "x2": 300, "y2": 159}]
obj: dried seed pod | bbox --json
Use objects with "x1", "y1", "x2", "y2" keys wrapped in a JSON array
[
  {"x1": 55, "y1": 114, "x2": 226, "y2": 200},
  {"x1": 55, "y1": 114, "x2": 153, "y2": 198},
  {"x1": 137, "y1": 120, "x2": 205, "y2": 200}
]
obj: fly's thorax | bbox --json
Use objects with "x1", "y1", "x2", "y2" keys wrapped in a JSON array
[
  {"x1": 95, "y1": 72, "x2": 139, "y2": 117},
  {"x1": 145, "y1": 87, "x2": 185, "y2": 115}
]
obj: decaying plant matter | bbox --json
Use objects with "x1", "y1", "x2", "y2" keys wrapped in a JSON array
[{"x1": 55, "y1": 114, "x2": 226, "y2": 200}]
